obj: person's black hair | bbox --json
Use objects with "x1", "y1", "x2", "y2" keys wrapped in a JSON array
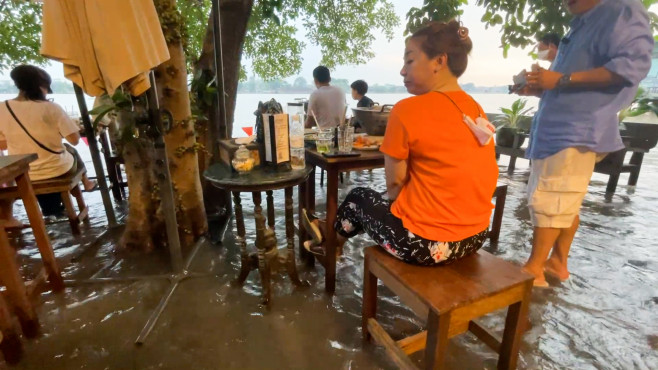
[
  {"x1": 539, "y1": 33, "x2": 561, "y2": 47},
  {"x1": 313, "y1": 66, "x2": 331, "y2": 84},
  {"x1": 350, "y1": 80, "x2": 369, "y2": 95},
  {"x1": 9, "y1": 65, "x2": 52, "y2": 101}
]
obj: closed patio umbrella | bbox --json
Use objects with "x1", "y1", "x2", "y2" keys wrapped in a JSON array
[{"x1": 40, "y1": 0, "x2": 170, "y2": 97}]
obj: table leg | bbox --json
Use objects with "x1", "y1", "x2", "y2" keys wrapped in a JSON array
[
  {"x1": 233, "y1": 192, "x2": 251, "y2": 285},
  {"x1": 299, "y1": 167, "x2": 315, "y2": 267},
  {"x1": 253, "y1": 192, "x2": 271, "y2": 306},
  {"x1": 0, "y1": 228, "x2": 39, "y2": 338},
  {"x1": 15, "y1": 172, "x2": 64, "y2": 292},
  {"x1": 266, "y1": 190, "x2": 275, "y2": 229},
  {"x1": 285, "y1": 187, "x2": 307, "y2": 286},
  {"x1": 324, "y1": 168, "x2": 339, "y2": 293},
  {"x1": 0, "y1": 293, "x2": 23, "y2": 364},
  {"x1": 628, "y1": 152, "x2": 644, "y2": 186}
]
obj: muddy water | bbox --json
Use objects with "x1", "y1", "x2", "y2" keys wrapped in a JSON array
[{"x1": 2, "y1": 151, "x2": 657, "y2": 369}]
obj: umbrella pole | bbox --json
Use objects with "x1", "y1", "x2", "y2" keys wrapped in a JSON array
[
  {"x1": 74, "y1": 84, "x2": 118, "y2": 227},
  {"x1": 144, "y1": 74, "x2": 184, "y2": 274}
]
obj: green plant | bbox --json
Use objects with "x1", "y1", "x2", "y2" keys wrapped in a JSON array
[
  {"x1": 495, "y1": 98, "x2": 534, "y2": 131},
  {"x1": 618, "y1": 87, "x2": 658, "y2": 123}
]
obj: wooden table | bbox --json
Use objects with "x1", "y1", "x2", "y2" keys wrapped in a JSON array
[
  {"x1": 301, "y1": 149, "x2": 385, "y2": 293},
  {"x1": 205, "y1": 164, "x2": 312, "y2": 307},
  {"x1": 0, "y1": 154, "x2": 65, "y2": 361},
  {"x1": 302, "y1": 149, "x2": 508, "y2": 294}
]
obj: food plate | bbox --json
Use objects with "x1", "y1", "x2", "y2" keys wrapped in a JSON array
[
  {"x1": 353, "y1": 135, "x2": 383, "y2": 151},
  {"x1": 353, "y1": 144, "x2": 380, "y2": 151}
]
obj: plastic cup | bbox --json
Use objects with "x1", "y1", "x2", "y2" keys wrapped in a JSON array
[
  {"x1": 291, "y1": 147, "x2": 305, "y2": 169},
  {"x1": 317, "y1": 128, "x2": 334, "y2": 153}
]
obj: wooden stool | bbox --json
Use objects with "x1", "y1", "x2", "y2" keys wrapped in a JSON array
[
  {"x1": 362, "y1": 247, "x2": 533, "y2": 369},
  {"x1": 0, "y1": 166, "x2": 89, "y2": 235}
]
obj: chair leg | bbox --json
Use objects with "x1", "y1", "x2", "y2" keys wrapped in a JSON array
[
  {"x1": 61, "y1": 191, "x2": 80, "y2": 235},
  {"x1": 497, "y1": 287, "x2": 531, "y2": 370},
  {"x1": 71, "y1": 185, "x2": 89, "y2": 223},
  {"x1": 320, "y1": 168, "x2": 325, "y2": 187},
  {"x1": 362, "y1": 254, "x2": 378, "y2": 342},
  {"x1": 425, "y1": 311, "x2": 451, "y2": 370},
  {"x1": 0, "y1": 294, "x2": 23, "y2": 365},
  {"x1": 0, "y1": 229, "x2": 39, "y2": 339},
  {"x1": 490, "y1": 185, "x2": 507, "y2": 243}
]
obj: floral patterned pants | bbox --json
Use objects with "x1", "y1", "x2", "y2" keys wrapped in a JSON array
[{"x1": 336, "y1": 187, "x2": 488, "y2": 266}]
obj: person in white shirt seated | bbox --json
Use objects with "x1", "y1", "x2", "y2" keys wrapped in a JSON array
[
  {"x1": 0, "y1": 65, "x2": 96, "y2": 228},
  {"x1": 304, "y1": 66, "x2": 346, "y2": 129}
]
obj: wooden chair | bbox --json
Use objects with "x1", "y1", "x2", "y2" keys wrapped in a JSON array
[
  {"x1": 362, "y1": 247, "x2": 533, "y2": 370},
  {"x1": 0, "y1": 166, "x2": 89, "y2": 235}
]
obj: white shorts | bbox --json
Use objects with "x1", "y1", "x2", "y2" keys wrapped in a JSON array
[{"x1": 527, "y1": 147, "x2": 604, "y2": 228}]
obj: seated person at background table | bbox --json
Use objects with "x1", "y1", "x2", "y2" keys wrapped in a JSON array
[
  {"x1": 0, "y1": 65, "x2": 96, "y2": 227},
  {"x1": 537, "y1": 32, "x2": 561, "y2": 64},
  {"x1": 301, "y1": 21, "x2": 499, "y2": 265},
  {"x1": 304, "y1": 66, "x2": 346, "y2": 129},
  {"x1": 351, "y1": 80, "x2": 374, "y2": 108}
]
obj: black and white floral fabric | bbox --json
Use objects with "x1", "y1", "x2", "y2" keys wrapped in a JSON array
[{"x1": 336, "y1": 187, "x2": 488, "y2": 266}]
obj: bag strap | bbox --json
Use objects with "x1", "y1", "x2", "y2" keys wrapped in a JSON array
[
  {"x1": 4, "y1": 101, "x2": 64, "y2": 155},
  {"x1": 433, "y1": 91, "x2": 483, "y2": 118}
]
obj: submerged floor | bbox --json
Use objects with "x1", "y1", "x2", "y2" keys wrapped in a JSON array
[{"x1": 2, "y1": 152, "x2": 658, "y2": 369}]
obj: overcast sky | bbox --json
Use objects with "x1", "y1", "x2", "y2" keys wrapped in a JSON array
[
  {"x1": 284, "y1": 0, "x2": 549, "y2": 87},
  {"x1": 1, "y1": 0, "x2": 550, "y2": 87}
]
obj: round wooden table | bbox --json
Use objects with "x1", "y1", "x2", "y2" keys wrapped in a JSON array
[{"x1": 204, "y1": 164, "x2": 312, "y2": 306}]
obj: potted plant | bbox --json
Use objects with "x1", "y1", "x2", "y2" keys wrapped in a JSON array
[
  {"x1": 494, "y1": 98, "x2": 534, "y2": 148},
  {"x1": 618, "y1": 87, "x2": 658, "y2": 151}
]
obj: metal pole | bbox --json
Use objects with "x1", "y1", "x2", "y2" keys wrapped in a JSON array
[
  {"x1": 73, "y1": 84, "x2": 117, "y2": 227},
  {"x1": 145, "y1": 74, "x2": 184, "y2": 274}
]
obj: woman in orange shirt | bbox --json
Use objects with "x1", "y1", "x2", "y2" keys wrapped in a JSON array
[{"x1": 303, "y1": 20, "x2": 499, "y2": 265}]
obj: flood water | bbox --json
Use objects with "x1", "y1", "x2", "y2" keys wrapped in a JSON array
[{"x1": 2, "y1": 151, "x2": 657, "y2": 369}]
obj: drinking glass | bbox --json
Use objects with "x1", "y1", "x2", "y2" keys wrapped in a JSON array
[
  {"x1": 316, "y1": 128, "x2": 334, "y2": 153},
  {"x1": 338, "y1": 126, "x2": 355, "y2": 152},
  {"x1": 242, "y1": 126, "x2": 254, "y2": 136}
]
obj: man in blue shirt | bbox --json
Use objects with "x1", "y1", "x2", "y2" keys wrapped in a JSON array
[{"x1": 520, "y1": 0, "x2": 653, "y2": 287}]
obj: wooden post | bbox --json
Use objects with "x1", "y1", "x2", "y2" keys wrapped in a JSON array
[
  {"x1": 0, "y1": 228, "x2": 39, "y2": 338},
  {"x1": 15, "y1": 172, "x2": 64, "y2": 291}
]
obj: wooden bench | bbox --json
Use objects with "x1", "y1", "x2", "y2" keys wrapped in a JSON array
[
  {"x1": 362, "y1": 247, "x2": 533, "y2": 370},
  {"x1": 0, "y1": 167, "x2": 89, "y2": 235}
]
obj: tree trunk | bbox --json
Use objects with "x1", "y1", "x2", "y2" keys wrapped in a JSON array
[
  {"x1": 195, "y1": 0, "x2": 254, "y2": 220},
  {"x1": 197, "y1": 0, "x2": 255, "y2": 142},
  {"x1": 122, "y1": 0, "x2": 208, "y2": 250}
]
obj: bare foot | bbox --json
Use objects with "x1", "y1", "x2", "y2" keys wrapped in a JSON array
[
  {"x1": 522, "y1": 266, "x2": 549, "y2": 288},
  {"x1": 544, "y1": 258, "x2": 570, "y2": 281},
  {"x1": 83, "y1": 179, "x2": 97, "y2": 192}
]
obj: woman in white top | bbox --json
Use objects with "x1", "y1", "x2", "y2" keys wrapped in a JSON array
[{"x1": 0, "y1": 65, "x2": 96, "y2": 227}]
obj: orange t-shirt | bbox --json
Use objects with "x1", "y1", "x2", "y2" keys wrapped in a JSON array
[{"x1": 379, "y1": 91, "x2": 499, "y2": 242}]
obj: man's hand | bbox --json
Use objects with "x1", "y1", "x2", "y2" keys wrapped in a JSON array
[{"x1": 526, "y1": 68, "x2": 562, "y2": 90}]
